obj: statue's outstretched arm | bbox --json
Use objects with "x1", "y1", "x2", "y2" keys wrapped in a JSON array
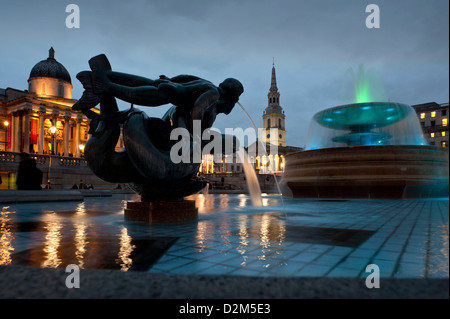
[
  {"x1": 105, "y1": 82, "x2": 168, "y2": 107},
  {"x1": 107, "y1": 71, "x2": 159, "y2": 87},
  {"x1": 168, "y1": 74, "x2": 203, "y2": 83}
]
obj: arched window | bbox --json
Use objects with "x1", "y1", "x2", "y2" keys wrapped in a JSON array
[
  {"x1": 267, "y1": 119, "x2": 271, "y2": 128},
  {"x1": 278, "y1": 119, "x2": 281, "y2": 128}
]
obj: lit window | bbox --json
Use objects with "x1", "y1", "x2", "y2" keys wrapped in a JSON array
[
  {"x1": 430, "y1": 132, "x2": 435, "y2": 138},
  {"x1": 431, "y1": 111, "x2": 436, "y2": 118},
  {"x1": 442, "y1": 141, "x2": 447, "y2": 147},
  {"x1": 442, "y1": 131, "x2": 446, "y2": 137},
  {"x1": 443, "y1": 118, "x2": 448, "y2": 127},
  {"x1": 420, "y1": 113, "x2": 425, "y2": 119}
]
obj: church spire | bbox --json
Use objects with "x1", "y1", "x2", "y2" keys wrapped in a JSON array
[
  {"x1": 270, "y1": 60, "x2": 278, "y2": 93},
  {"x1": 262, "y1": 60, "x2": 286, "y2": 148},
  {"x1": 267, "y1": 60, "x2": 281, "y2": 109}
]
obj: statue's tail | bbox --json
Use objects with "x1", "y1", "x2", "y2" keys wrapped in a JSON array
[
  {"x1": 89, "y1": 54, "x2": 112, "y2": 95},
  {"x1": 72, "y1": 54, "x2": 112, "y2": 111},
  {"x1": 72, "y1": 71, "x2": 101, "y2": 110}
]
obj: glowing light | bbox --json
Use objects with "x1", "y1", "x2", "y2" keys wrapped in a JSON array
[
  {"x1": 42, "y1": 218, "x2": 63, "y2": 268},
  {"x1": 117, "y1": 227, "x2": 136, "y2": 271},
  {"x1": 0, "y1": 209, "x2": 15, "y2": 266},
  {"x1": 50, "y1": 126, "x2": 57, "y2": 134},
  {"x1": 74, "y1": 223, "x2": 87, "y2": 269}
]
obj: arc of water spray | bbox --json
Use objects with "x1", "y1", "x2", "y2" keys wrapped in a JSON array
[{"x1": 237, "y1": 101, "x2": 287, "y2": 217}]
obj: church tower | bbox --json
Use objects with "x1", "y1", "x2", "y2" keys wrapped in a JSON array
[{"x1": 262, "y1": 62, "x2": 286, "y2": 147}]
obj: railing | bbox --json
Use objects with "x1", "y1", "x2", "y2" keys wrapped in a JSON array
[
  {"x1": 0, "y1": 151, "x2": 88, "y2": 168},
  {"x1": 0, "y1": 152, "x2": 16, "y2": 163}
]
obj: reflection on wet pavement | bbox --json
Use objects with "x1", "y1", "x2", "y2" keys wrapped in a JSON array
[{"x1": 1, "y1": 194, "x2": 448, "y2": 278}]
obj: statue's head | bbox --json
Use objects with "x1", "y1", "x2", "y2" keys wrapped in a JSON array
[{"x1": 217, "y1": 78, "x2": 244, "y2": 115}]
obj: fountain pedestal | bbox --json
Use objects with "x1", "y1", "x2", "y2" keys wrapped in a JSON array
[
  {"x1": 124, "y1": 200, "x2": 198, "y2": 223},
  {"x1": 282, "y1": 145, "x2": 449, "y2": 199}
]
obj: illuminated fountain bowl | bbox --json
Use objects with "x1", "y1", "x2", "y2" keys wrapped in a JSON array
[{"x1": 282, "y1": 102, "x2": 449, "y2": 199}]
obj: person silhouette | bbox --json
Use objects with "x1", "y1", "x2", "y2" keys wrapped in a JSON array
[{"x1": 16, "y1": 153, "x2": 42, "y2": 190}]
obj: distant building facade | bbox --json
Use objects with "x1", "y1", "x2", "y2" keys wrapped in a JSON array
[
  {"x1": 198, "y1": 62, "x2": 302, "y2": 177},
  {"x1": 0, "y1": 48, "x2": 91, "y2": 156},
  {"x1": 247, "y1": 62, "x2": 302, "y2": 175},
  {"x1": 412, "y1": 102, "x2": 449, "y2": 148},
  {"x1": 0, "y1": 48, "x2": 117, "y2": 189}
]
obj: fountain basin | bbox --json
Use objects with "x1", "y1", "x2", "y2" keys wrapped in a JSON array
[
  {"x1": 306, "y1": 102, "x2": 427, "y2": 149},
  {"x1": 282, "y1": 145, "x2": 449, "y2": 199}
]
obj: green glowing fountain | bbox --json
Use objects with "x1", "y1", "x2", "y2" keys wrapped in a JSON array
[
  {"x1": 282, "y1": 66, "x2": 448, "y2": 199},
  {"x1": 306, "y1": 66, "x2": 426, "y2": 149}
]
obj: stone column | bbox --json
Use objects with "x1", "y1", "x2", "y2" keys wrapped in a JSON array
[
  {"x1": 64, "y1": 115, "x2": 70, "y2": 157},
  {"x1": 75, "y1": 118, "x2": 82, "y2": 157},
  {"x1": 8, "y1": 113, "x2": 15, "y2": 152},
  {"x1": 37, "y1": 111, "x2": 45, "y2": 154},
  {"x1": 17, "y1": 111, "x2": 23, "y2": 152},
  {"x1": 23, "y1": 109, "x2": 31, "y2": 153}
]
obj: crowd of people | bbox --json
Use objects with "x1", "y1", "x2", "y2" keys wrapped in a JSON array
[
  {"x1": 71, "y1": 180, "x2": 94, "y2": 190},
  {"x1": 10, "y1": 153, "x2": 136, "y2": 191},
  {"x1": 14, "y1": 153, "x2": 97, "y2": 191}
]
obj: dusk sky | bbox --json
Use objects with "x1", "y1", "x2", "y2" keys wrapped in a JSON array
[{"x1": 0, "y1": 0, "x2": 448, "y2": 148}]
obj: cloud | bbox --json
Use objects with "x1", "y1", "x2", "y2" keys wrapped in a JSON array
[{"x1": 0, "y1": 0, "x2": 448, "y2": 147}]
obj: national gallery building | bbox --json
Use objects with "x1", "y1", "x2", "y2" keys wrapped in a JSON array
[
  {"x1": 0, "y1": 48, "x2": 107, "y2": 189},
  {"x1": 1, "y1": 48, "x2": 90, "y2": 156}
]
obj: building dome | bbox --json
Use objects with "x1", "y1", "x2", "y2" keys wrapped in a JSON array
[
  {"x1": 28, "y1": 48, "x2": 73, "y2": 99},
  {"x1": 28, "y1": 47, "x2": 71, "y2": 84}
]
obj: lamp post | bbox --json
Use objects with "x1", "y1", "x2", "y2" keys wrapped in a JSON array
[
  {"x1": 50, "y1": 125, "x2": 57, "y2": 155},
  {"x1": 79, "y1": 144, "x2": 85, "y2": 157},
  {"x1": 2, "y1": 120, "x2": 8, "y2": 151}
]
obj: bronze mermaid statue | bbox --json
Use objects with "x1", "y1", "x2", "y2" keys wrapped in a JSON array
[{"x1": 73, "y1": 54, "x2": 243, "y2": 201}]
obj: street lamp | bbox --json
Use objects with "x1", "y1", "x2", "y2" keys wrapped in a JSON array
[
  {"x1": 79, "y1": 144, "x2": 85, "y2": 157},
  {"x1": 50, "y1": 125, "x2": 57, "y2": 155},
  {"x1": 2, "y1": 120, "x2": 9, "y2": 151}
]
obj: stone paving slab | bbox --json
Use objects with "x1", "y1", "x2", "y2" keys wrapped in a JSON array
[
  {"x1": 1, "y1": 194, "x2": 448, "y2": 299},
  {"x1": 0, "y1": 265, "x2": 447, "y2": 299}
]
